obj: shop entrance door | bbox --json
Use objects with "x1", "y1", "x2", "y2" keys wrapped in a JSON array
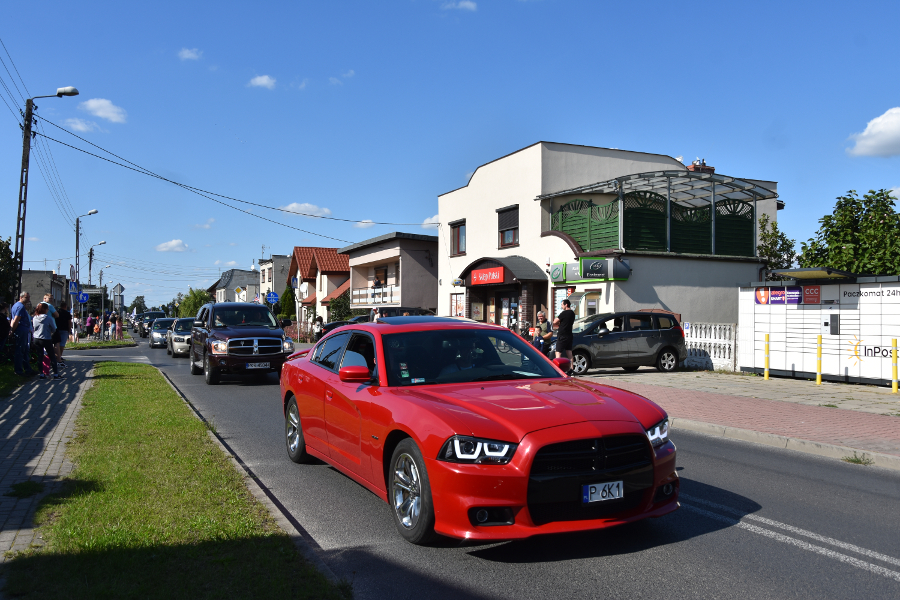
[{"x1": 494, "y1": 290, "x2": 518, "y2": 330}]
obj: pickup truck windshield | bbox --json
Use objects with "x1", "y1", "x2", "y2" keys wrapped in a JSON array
[{"x1": 212, "y1": 307, "x2": 278, "y2": 328}]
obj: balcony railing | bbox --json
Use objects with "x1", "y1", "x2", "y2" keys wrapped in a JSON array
[{"x1": 351, "y1": 285, "x2": 400, "y2": 305}]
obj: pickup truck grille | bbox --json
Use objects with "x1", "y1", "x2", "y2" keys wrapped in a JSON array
[{"x1": 227, "y1": 338, "x2": 283, "y2": 356}]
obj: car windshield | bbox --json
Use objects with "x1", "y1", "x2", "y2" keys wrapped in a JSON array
[
  {"x1": 153, "y1": 319, "x2": 175, "y2": 330},
  {"x1": 572, "y1": 313, "x2": 610, "y2": 334},
  {"x1": 382, "y1": 328, "x2": 562, "y2": 387},
  {"x1": 174, "y1": 318, "x2": 193, "y2": 333},
  {"x1": 212, "y1": 307, "x2": 278, "y2": 328}
]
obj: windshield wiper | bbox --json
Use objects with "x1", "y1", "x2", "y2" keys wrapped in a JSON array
[{"x1": 470, "y1": 373, "x2": 543, "y2": 382}]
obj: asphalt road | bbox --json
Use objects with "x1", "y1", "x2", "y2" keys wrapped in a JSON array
[{"x1": 67, "y1": 335, "x2": 900, "y2": 599}]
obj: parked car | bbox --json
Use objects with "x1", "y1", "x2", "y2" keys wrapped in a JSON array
[
  {"x1": 166, "y1": 318, "x2": 194, "y2": 357},
  {"x1": 188, "y1": 302, "x2": 294, "y2": 385},
  {"x1": 545, "y1": 311, "x2": 686, "y2": 375},
  {"x1": 279, "y1": 316, "x2": 678, "y2": 545},
  {"x1": 321, "y1": 314, "x2": 371, "y2": 336},
  {"x1": 148, "y1": 318, "x2": 175, "y2": 348},
  {"x1": 139, "y1": 311, "x2": 165, "y2": 338}
]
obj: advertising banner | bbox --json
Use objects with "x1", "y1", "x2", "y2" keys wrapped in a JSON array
[
  {"x1": 472, "y1": 266, "x2": 504, "y2": 285},
  {"x1": 785, "y1": 286, "x2": 803, "y2": 304},
  {"x1": 550, "y1": 264, "x2": 565, "y2": 283},
  {"x1": 801, "y1": 285, "x2": 820, "y2": 304},
  {"x1": 769, "y1": 287, "x2": 786, "y2": 304},
  {"x1": 754, "y1": 287, "x2": 769, "y2": 304},
  {"x1": 580, "y1": 258, "x2": 607, "y2": 279}
]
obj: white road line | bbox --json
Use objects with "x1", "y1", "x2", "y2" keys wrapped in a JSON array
[
  {"x1": 681, "y1": 494, "x2": 900, "y2": 568},
  {"x1": 681, "y1": 504, "x2": 900, "y2": 583}
]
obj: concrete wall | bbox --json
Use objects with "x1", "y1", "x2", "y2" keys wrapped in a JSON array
[
  {"x1": 400, "y1": 239, "x2": 439, "y2": 310},
  {"x1": 612, "y1": 255, "x2": 763, "y2": 323}
]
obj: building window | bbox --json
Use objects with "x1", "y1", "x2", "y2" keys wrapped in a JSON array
[
  {"x1": 497, "y1": 205, "x2": 519, "y2": 248},
  {"x1": 450, "y1": 293, "x2": 465, "y2": 317},
  {"x1": 450, "y1": 222, "x2": 466, "y2": 256}
]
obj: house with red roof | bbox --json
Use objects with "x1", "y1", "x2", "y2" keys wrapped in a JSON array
[{"x1": 286, "y1": 246, "x2": 350, "y2": 324}]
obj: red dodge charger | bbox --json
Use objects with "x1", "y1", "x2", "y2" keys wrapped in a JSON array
[{"x1": 280, "y1": 316, "x2": 678, "y2": 544}]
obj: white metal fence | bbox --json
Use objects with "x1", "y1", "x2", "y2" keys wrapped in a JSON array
[
  {"x1": 351, "y1": 285, "x2": 400, "y2": 305},
  {"x1": 683, "y1": 322, "x2": 737, "y2": 371}
]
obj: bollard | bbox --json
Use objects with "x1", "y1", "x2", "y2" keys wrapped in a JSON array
[
  {"x1": 816, "y1": 334, "x2": 822, "y2": 385},
  {"x1": 893, "y1": 339, "x2": 898, "y2": 394},
  {"x1": 764, "y1": 333, "x2": 770, "y2": 380}
]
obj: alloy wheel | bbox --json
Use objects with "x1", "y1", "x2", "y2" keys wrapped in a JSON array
[
  {"x1": 392, "y1": 453, "x2": 422, "y2": 529},
  {"x1": 286, "y1": 403, "x2": 301, "y2": 454},
  {"x1": 659, "y1": 351, "x2": 677, "y2": 372},
  {"x1": 573, "y1": 352, "x2": 589, "y2": 374}
]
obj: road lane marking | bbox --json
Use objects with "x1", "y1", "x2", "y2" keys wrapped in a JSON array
[
  {"x1": 681, "y1": 504, "x2": 900, "y2": 583},
  {"x1": 681, "y1": 494, "x2": 900, "y2": 568}
]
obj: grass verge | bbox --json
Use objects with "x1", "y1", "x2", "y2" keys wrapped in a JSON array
[
  {"x1": 841, "y1": 452, "x2": 875, "y2": 466},
  {"x1": 67, "y1": 331, "x2": 136, "y2": 350},
  {"x1": 3, "y1": 362, "x2": 351, "y2": 600}
]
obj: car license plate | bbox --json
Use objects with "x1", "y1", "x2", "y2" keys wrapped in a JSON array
[
  {"x1": 582, "y1": 481, "x2": 623, "y2": 503},
  {"x1": 246, "y1": 362, "x2": 270, "y2": 369}
]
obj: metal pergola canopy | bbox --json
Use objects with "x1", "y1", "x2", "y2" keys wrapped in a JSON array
[
  {"x1": 536, "y1": 170, "x2": 778, "y2": 208},
  {"x1": 770, "y1": 267, "x2": 856, "y2": 280}
]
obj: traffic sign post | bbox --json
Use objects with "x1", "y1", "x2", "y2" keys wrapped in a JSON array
[
  {"x1": 78, "y1": 292, "x2": 89, "y2": 304},
  {"x1": 266, "y1": 292, "x2": 279, "y2": 304}
]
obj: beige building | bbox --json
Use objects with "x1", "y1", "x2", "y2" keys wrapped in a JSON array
[{"x1": 437, "y1": 142, "x2": 782, "y2": 327}]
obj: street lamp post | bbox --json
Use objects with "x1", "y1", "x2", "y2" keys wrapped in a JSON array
[
  {"x1": 74, "y1": 209, "x2": 98, "y2": 310},
  {"x1": 88, "y1": 241, "x2": 106, "y2": 285},
  {"x1": 13, "y1": 87, "x2": 80, "y2": 298}
]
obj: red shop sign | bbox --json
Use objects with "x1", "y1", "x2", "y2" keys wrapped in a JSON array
[
  {"x1": 472, "y1": 266, "x2": 504, "y2": 285},
  {"x1": 803, "y1": 285, "x2": 820, "y2": 304}
]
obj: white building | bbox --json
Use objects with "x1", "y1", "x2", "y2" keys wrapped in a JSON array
[
  {"x1": 286, "y1": 247, "x2": 350, "y2": 323},
  {"x1": 210, "y1": 269, "x2": 259, "y2": 303},
  {"x1": 258, "y1": 254, "x2": 292, "y2": 303},
  {"x1": 437, "y1": 142, "x2": 782, "y2": 327}
]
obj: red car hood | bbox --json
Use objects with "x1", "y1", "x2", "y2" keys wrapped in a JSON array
[{"x1": 398, "y1": 378, "x2": 665, "y2": 442}]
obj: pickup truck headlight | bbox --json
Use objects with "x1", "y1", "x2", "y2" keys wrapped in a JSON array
[
  {"x1": 210, "y1": 340, "x2": 228, "y2": 354},
  {"x1": 439, "y1": 435, "x2": 518, "y2": 465},
  {"x1": 646, "y1": 418, "x2": 669, "y2": 448},
  {"x1": 283, "y1": 339, "x2": 294, "y2": 353}
]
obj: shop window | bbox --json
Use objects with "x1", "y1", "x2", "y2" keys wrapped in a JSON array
[
  {"x1": 498, "y1": 206, "x2": 519, "y2": 248},
  {"x1": 450, "y1": 293, "x2": 465, "y2": 317},
  {"x1": 451, "y1": 221, "x2": 466, "y2": 256}
]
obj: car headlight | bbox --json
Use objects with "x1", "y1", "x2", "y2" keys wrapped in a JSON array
[
  {"x1": 174, "y1": 336, "x2": 185, "y2": 342},
  {"x1": 439, "y1": 435, "x2": 518, "y2": 465},
  {"x1": 283, "y1": 339, "x2": 294, "y2": 353},
  {"x1": 210, "y1": 340, "x2": 228, "y2": 354},
  {"x1": 646, "y1": 418, "x2": 669, "y2": 448}
]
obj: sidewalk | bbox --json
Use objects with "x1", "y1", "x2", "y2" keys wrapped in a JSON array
[
  {"x1": 0, "y1": 363, "x2": 92, "y2": 561},
  {"x1": 584, "y1": 368, "x2": 900, "y2": 467}
]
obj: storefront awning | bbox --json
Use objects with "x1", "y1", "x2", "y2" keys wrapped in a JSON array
[
  {"x1": 536, "y1": 170, "x2": 779, "y2": 209},
  {"x1": 458, "y1": 255, "x2": 547, "y2": 283}
]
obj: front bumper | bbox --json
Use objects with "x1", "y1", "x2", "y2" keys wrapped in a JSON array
[
  {"x1": 171, "y1": 340, "x2": 191, "y2": 354},
  {"x1": 427, "y1": 420, "x2": 678, "y2": 541},
  {"x1": 206, "y1": 352, "x2": 287, "y2": 373}
]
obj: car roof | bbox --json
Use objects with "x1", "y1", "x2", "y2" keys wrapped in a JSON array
[
  {"x1": 322, "y1": 317, "x2": 511, "y2": 337},
  {"x1": 210, "y1": 302, "x2": 271, "y2": 309}
]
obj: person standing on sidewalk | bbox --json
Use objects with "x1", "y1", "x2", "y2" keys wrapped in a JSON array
[
  {"x1": 115, "y1": 313, "x2": 123, "y2": 340},
  {"x1": 33, "y1": 303, "x2": 62, "y2": 379},
  {"x1": 552, "y1": 299, "x2": 576, "y2": 374},
  {"x1": 9, "y1": 291, "x2": 36, "y2": 377},
  {"x1": 57, "y1": 302, "x2": 73, "y2": 362},
  {"x1": 41, "y1": 293, "x2": 61, "y2": 359}
]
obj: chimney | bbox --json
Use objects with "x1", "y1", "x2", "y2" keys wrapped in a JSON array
[{"x1": 686, "y1": 157, "x2": 715, "y2": 174}]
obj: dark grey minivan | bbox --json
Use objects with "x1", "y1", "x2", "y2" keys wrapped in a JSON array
[{"x1": 551, "y1": 311, "x2": 687, "y2": 376}]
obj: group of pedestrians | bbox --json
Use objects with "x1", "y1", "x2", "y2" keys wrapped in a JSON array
[
  {"x1": 4, "y1": 291, "x2": 73, "y2": 380},
  {"x1": 81, "y1": 310, "x2": 123, "y2": 341}
]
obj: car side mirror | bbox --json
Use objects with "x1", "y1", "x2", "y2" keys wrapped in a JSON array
[
  {"x1": 597, "y1": 327, "x2": 610, "y2": 336},
  {"x1": 281, "y1": 319, "x2": 292, "y2": 328},
  {"x1": 552, "y1": 357, "x2": 571, "y2": 373},
  {"x1": 193, "y1": 320, "x2": 204, "y2": 328},
  {"x1": 339, "y1": 365, "x2": 372, "y2": 383}
]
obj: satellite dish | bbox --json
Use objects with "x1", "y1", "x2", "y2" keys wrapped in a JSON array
[{"x1": 299, "y1": 282, "x2": 309, "y2": 294}]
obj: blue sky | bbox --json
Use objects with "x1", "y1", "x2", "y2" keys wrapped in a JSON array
[{"x1": 2, "y1": 0, "x2": 899, "y2": 307}]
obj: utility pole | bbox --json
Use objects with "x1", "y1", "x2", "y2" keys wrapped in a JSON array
[{"x1": 89, "y1": 247, "x2": 93, "y2": 285}]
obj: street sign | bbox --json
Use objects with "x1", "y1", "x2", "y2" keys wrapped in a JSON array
[
  {"x1": 69, "y1": 264, "x2": 75, "y2": 281},
  {"x1": 69, "y1": 281, "x2": 78, "y2": 294},
  {"x1": 291, "y1": 277, "x2": 298, "y2": 288},
  {"x1": 234, "y1": 286, "x2": 243, "y2": 295},
  {"x1": 78, "y1": 292, "x2": 89, "y2": 304},
  {"x1": 266, "y1": 292, "x2": 279, "y2": 304}
]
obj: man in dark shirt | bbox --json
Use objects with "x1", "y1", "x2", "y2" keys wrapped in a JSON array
[{"x1": 553, "y1": 299, "x2": 575, "y2": 372}]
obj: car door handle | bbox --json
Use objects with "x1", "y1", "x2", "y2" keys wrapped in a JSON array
[{"x1": 325, "y1": 390, "x2": 333, "y2": 401}]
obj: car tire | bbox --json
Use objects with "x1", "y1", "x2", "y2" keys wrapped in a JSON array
[
  {"x1": 189, "y1": 349, "x2": 202, "y2": 375},
  {"x1": 389, "y1": 438, "x2": 437, "y2": 545},
  {"x1": 622, "y1": 366, "x2": 639, "y2": 372},
  {"x1": 166, "y1": 341, "x2": 172, "y2": 355},
  {"x1": 285, "y1": 397, "x2": 312, "y2": 463},
  {"x1": 656, "y1": 348, "x2": 678, "y2": 373},
  {"x1": 204, "y1": 352, "x2": 219, "y2": 385},
  {"x1": 572, "y1": 350, "x2": 591, "y2": 375}
]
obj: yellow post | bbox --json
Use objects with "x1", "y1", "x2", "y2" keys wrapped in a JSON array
[
  {"x1": 764, "y1": 333, "x2": 770, "y2": 380},
  {"x1": 816, "y1": 334, "x2": 822, "y2": 385},
  {"x1": 892, "y1": 339, "x2": 897, "y2": 394}
]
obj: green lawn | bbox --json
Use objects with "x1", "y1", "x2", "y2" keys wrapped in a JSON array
[
  {"x1": 3, "y1": 362, "x2": 351, "y2": 600},
  {"x1": 67, "y1": 328, "x2": 137, "y2": 350}
]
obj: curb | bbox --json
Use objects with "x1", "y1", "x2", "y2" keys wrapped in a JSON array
[
  {"x1": 154, "y1": 368, "x2": 341, "y2": 585},
  {"x1": 670, "y1": 417, "x2": 900, "y2": 471}
]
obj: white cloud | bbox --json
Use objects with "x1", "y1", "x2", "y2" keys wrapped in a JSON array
[
  {"x1": 293, "y1": 78, "x2": 309, "y2": 90},
  {"x1": 229, "y1": 242, "x2": 238, "y2": 246},
  {"x1": 279, "y1": 202, "x2": 333, "y2": 217},
  {"x1": 329, "y1": 77, "x2": 342, "y2": 85},
  {"x1": 890, "y1": 187, "x2": 900, "y2": 199},
  {"x1": 155, "y1": 239, "x2": 189, "y2": 252},
  {"x1": 178, "y1": 48, "x2": 202, "y2": 61},
  {"x1": 354, "y1": 220, "x2": 375, "y2": 229},
  {"x1": 422, "y1": 214, "x2": 440, "y2": 229},
  {"x1": 342, "y1": 69, "x2": 355, "y2": 78},
  {"x1": 214, "y1": 260, "x2": 237, "y2": 266},
  {"x1": 64, "y1": 118, "x2": 101, "y2": 133},
  {"x1": 194, "y1": 218, "x2": 215, "y2": 229},
  {"x1": 442, "y1": 0, "x2": 477, "y2": 10},
  {"x1": 248, "y1": 75, "x2": 276, "y2": 89},
  {"x1": 79, "y1": 98, "x2": 127, "y2": 123},
  {"x1": 27, "y1": 237, "x2": 39, "y2": 241},
  {"x1": 847, "y1": 107, "x2": 900, "y2": 157}
]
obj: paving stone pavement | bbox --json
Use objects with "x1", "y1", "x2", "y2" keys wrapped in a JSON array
[
  {"x1": 583, "y1": 367, "x2": 900, "y2": 457},
  {"x1": 0, "y1": 362, "x2": 93, "y2": 562}
]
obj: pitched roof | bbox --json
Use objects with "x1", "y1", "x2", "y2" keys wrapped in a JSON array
[
  {"x1": 337, "y1": 232, "x2": 438, "y2": 255},
  {"x1": 289, "y1": 247, "x2": 318, "y2": 284},
  {"x1": 311, "y1": 248, "x2": 349, "y2": 274},
  {"x1": 300, "y1": 291, "x2": 317, "y2": 306},
  {"x1": 320, "y1": 279, "x2": 351, "y2": 306}
]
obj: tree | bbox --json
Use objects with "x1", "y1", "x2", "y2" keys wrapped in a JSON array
[
  {"x1": 327, "y1": 290, "x2": 367, "y2": 322},
  {"x1": 128, "y1": 295, "x2": 148, "y2": 314},
  {"x1": 280, "y1": 284, "x2": 296, "y2": 319},
  {"x1": 0, "y1": 236, "x2": 15, "y2": 304},
  {"x1": 179, "y1": 287, "x2": 212, "y2": 318},
  {"x1": 757, "y1": 214, "x2": 797, "y2": 279},
  {"x1": 798, "y1": 189, "x2": 900, "y2": 275}
]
